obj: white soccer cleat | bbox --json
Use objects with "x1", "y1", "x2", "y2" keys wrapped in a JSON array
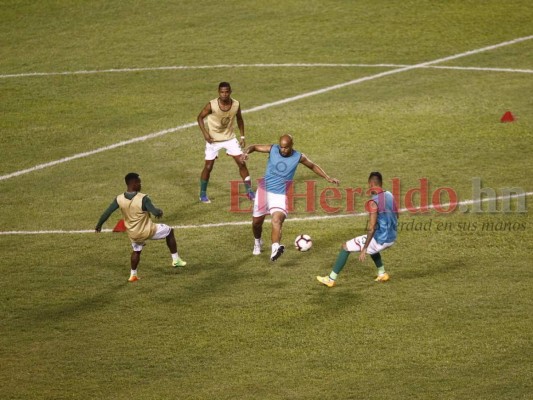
[
  {"x1": 253, "y1": 239, "x2": 263, "y2": 256},
  {"x1": 270, "y1": 244, "x2": 285, "y2": 262}
]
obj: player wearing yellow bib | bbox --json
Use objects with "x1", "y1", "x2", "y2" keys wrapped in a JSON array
[
  {"x1": 197, "y1": 82, "x2": 254, "y2": 203},
  {"x1": 95, "y1": 173, "x2": 187, "y2": 282}
]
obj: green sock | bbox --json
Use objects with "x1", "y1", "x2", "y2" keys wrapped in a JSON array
[
  {"x1": 370, "y1": 253, "x2": 385, "y2": 275},
  {"x1": 330, "y1": 248, "x2": 351, "y2": 279},
  {"x1": 200, "y1": 179, "x2": 209, "y2": 196}
]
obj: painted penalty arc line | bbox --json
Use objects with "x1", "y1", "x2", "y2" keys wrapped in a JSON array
[
  {"x1": 1, "y1": 63, "x2": 532, "y2": 79},
  {"x1": 1, "y1": 35, "x2": 532, "y2": 183},
  {"x1": 0, "y1": 191, "x2": 530, "y2": 236}
]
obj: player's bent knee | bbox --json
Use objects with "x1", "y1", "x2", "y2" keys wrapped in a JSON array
[
  {"x1": 271, "y1": 216, "x2": 282, "y2": 226},
  {"x1": 252, "y1": 218, "x2": 264, "y2": 227}
]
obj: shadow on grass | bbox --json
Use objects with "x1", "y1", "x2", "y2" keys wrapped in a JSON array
[
  {"x1": 308, "y1": 284, "x2": 362, "y2": 306},
  {"x1": 8, "y1": 282, "x2": 127, "y2": 331},
  {"x1": 154, "y1": 253, "x2": 255, "y2": 303},
  {"x1": 398, "y1": 259, "x2": 467, "y2": 280}
]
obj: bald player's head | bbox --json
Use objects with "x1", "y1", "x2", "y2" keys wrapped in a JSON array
[
  {"x1": 279, "y1": 134, "x2": 293, "y2": 145},
  {"x1": 278, "y1": 134, "x2": 294, "y2": 157}
]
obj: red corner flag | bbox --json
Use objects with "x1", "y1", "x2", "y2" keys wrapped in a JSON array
[
  {"x1": 500, "y1": 111, "x2": 515, "y2": 123},
  {"x1": 113, "y1": 219, "x2": 127, "y2": 232}
]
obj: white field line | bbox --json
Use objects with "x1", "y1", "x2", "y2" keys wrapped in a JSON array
[
  {"x1": 1, "y1": 35, "x2": 532, "y2": 183},
  {"x1": 0, "y1": 191, "x2": 530, "y2": 236},
  {"x1": 1, "y1": 63, "x2": 532, "y2": 79},
  {"x1": 0, "y1": 122, "x2": 196, "y2": 182},
  {"x1": 428, "y1": 65, "x2": 533, "y2": 74},
  {"x1": 0, "y1": 63, "x2": 399, "y2": 78}
]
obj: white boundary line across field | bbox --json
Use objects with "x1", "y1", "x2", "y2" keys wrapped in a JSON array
[
  {"x1": 1, "y1": 63, "x2": 532, "y2": 79},
  {"x1": 1, "y1": 35, "x2": 532, "y2": 183},
  {"x1": 0, "y1": 192, "x2": 530, "y2": 235}
]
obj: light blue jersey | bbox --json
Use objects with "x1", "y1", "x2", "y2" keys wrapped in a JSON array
[
  {"x1": 372, "y1": 190, "x2": 398, "y2": 244},
  {"x1": 264, "y1": 144, "x2": 302, "y2": 195}
]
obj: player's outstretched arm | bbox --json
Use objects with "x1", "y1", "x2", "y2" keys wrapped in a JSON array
[
  {"x1": 197, "y1": 103, "x2": 213, "y2": 144},
  {"x1": 300, "y1": 154, "x2": 340, "y2": 185},
  {"x1": 95, "y1": 199, "x2": 120, "y2": 233},
  {"x1": 241, "y1": 144, "x2": 273, "y2": 161}
]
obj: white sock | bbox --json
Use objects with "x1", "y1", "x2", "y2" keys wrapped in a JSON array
[
  {"x1": 329, "y1": 272, "x2": 338, "y2": 281},
  {"x1": 272, "y1": 242, "x2": 279, "y2": 251},
  {"x1": 130, "y1": 269, "x2": 137, "y2": 276},
  {"x1": 255, "y1": 238, "x2": 262, "y2": 245},
  {"x1": 171, "y1": 253, "x2": 180, "y2": 262}
]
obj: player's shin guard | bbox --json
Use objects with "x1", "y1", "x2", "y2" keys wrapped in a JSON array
[
  {"x1": 331, "y1": 248, "x2": 351, "y2": 276},
  {"x1": 370, "y1": 252, "x2": 383, "y2": 267},
  {"x1": 200, "y1": 179, "x2": 209, "y2": 196},
  {"x1": 370, "y1": 252, "x2": 385, "y2": 275}
]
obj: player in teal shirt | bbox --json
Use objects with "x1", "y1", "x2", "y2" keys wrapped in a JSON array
[
  {"x1": 242, "y1": 134, "x2": 339, "y2": 261},
  {"x1": 317, "y1": 172, "x2": 398, "y2": 287}
]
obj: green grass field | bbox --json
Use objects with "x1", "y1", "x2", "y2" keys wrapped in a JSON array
[{"x1": 1, "y1": 1, "x2": 532, "y2": 399}]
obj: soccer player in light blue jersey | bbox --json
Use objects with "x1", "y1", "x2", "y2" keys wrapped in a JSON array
[
  {"x1": 242, "y1": 134, "x2": 339, "y2": 261},
  {"x1": 317, "y1": 172, "x2": 398, "y2": 287}
]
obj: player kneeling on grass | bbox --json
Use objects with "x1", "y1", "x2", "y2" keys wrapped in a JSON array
[
  {"x1": 317, "y1": 172, "x2": 398, "y2": 287},
  {"x1": 95, "y1": 173, "x2": 187, "y2": 282}
]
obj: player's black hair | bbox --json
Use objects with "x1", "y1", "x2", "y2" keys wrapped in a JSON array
[
  {"x1": 125, "y1": 172, "x2": 140, "y2": 185},
  {"x1": 219, "y1": 81, "x2": 231, "y2": 90},
  {"x1": 368, "y1": 171, "x2": 383, "y2": 185}
]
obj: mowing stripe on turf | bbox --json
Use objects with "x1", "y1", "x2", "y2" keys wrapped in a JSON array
[
  {"x1": 1, "y1": 63, "x2": 532, "y2": 79},
  {"x1": 1, "y1": 34, "x2": 531, "y2": 183},
  {"x1": 0, "y1": 192, "x2": 530, "y2": 235}
]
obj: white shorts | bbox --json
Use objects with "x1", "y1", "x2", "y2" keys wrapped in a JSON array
[
  {"x1": 345, "y1": 235, "x2": 394, "y2": 254},
  {"x1": 253, "y1": 184, "x2": 288, "y2": 217},
  {"x1": 205, "y1": 138, "x2": 242, "y2": 160},
  {"x1": 131, "y1": 224, "x2": 172, "y2": 251}
]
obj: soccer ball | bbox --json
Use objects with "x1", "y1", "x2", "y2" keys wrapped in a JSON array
[{"x1": 294, "y1": 234, "x2": 313, "y2": 252}]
